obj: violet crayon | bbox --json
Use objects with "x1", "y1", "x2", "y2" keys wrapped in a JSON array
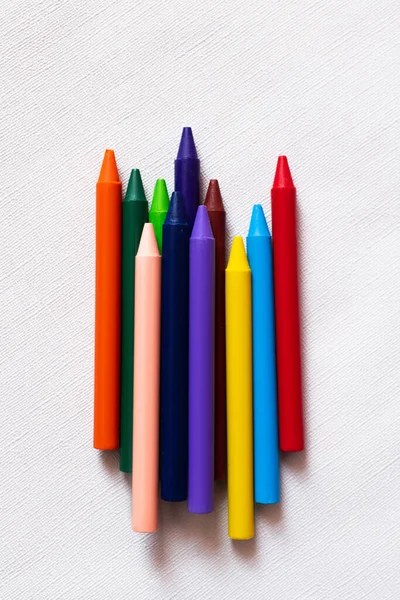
[
  {"x1": 188, "y1": 206, "x2": 215, "y2": 514},
  {"x1": 174, "y1": 127, "x2": 200, "y2": 231}
]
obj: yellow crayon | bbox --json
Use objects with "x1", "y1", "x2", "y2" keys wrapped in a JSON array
[{"x1": 225, "y1": 236, "x2": 254, "y2": 540}]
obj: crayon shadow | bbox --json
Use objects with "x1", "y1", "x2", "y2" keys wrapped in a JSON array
[
  {"x1": 185, "y1": 481, "x2": 225, "y2": 551},
  {"x1": 145, "y1": 495, "x2": 170, "y2": 569},
  {"x1": 99, "y1": 450, "x2": 120, "y2": 477},
  {"x1": 199, "y1": 167, "x2": 208, "y2": 204},
  {"x1": 280, "y1": 448, "x2": 308, "y2": 474},
  {"x1": 122, "y1": 472, "x2": 132, "y2": 494},
  {"x1": 152, "y1": 481, "x2": 226, "y2": 559},
  {"x1": 278, "y1": 448, "x2": 308, "y2": 530},
  {"x1": 231, "y1": 537, "x2": 257, "y2": 559},
  {"x1": 183, "y1": 482, "x2": 226, "y2": 551},
  {"x1": 148, "y1": 499, "x2": 189, "y2": 569},
  {"x1": 215, "y1": 480, "x2": 228, "y2": 546},
  {"x1": 257, "y1": 501, "x2": 283, "y2": 529},
  {"x1": 224, "y1": 212, "x2": 236, "y2": 269}
]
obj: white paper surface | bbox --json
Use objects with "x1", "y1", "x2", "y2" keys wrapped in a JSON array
[{"x1": 1, "y1": 1, "x2": 399, "y2": 598}]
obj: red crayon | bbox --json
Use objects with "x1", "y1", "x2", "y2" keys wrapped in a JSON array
[
  {"x1": 205, "y1": 180, "x2": 226, "y2": 480},
  {"x1": 271, "y1": 156, "x2": 304, "y2": 451}
]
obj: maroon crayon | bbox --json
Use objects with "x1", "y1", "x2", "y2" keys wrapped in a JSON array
[{"x1": 205, "y1": 180, "x2": 226, "y2": 480}]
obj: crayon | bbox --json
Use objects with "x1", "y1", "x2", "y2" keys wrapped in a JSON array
[
  {"x1": 225, "y1": 237, "x2": 254, "y2": 539},
  {"x1": 132, "y1": 224, "x2": 161, "y2": 533},
  {"x1": 120, "y1": 170, "x2": 148, "y2": 472},
  {"x1": 271, "y1": 157, "x2": 304, "y2": 452},
  {"x1": 149, "y1": 179, "x2": 169, "y2": 253},
  {"x1": 188, "y1": 207, "x2": 215, "y2": 514},
  {"x1": 94, "y1": 150, "x2": 122, "y2": 450},
  {"x1": 205, "y1": 179, "x2": 226, "y2": 481},
  {"x1": 174, "y1": 127, "x2": 200, "y2": 230},
  {"x1": 247, "y1": 205, "x2": 280, "y2": 504},
  {"x1": 160, "y1": 191, "x2": 190, "y2": 501}
]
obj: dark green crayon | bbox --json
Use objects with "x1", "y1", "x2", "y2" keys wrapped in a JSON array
[
  {"x1": 149, "y1": 179, "x2": 169, "y2": 253},
  {"x1": 120, "y1": 169, "x2": 148, "y2": 472}
]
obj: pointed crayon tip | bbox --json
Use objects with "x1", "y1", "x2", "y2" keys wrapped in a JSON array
[
  {"x1": 273, "y1": 156, "x2": 294, "y2": 188},
  {"x1": 226, "y1": 236, "x2": 250, "y2": 271},
  {"x1": 248, "y1": 204, "x2": 270, "y2": 237},
  {"x1": 150, "y1": 179, "x2": 169, "y2": 213},
  {"x1": 137, "y1": 223, "x2": 160, "y2": 257},
  {"x1": 124, "y1": 169, "x2": 146, "y2": 202},
  {"x1": 204, "y1": 179, "x2": 224, "y2": 211},
  {"x1": 98, "y1": 149, "x2": 120, "y2": 183},
  {"x1": 177, "y1": 127, "x2": 198, "y2": 160},
  {"x1": 191, "y1": 206, "x2": 214, "y2": 240},
  {"x1": 164, "y1": 191, "x2": 188, "y2": 225}
]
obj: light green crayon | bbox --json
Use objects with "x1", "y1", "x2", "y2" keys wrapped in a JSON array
[{"x1": 149, "y1": 179, "x2": 169, "y2": 252}]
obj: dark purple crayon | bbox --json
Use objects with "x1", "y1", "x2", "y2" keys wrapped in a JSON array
[
  {"x1": 188, "y1": 206, "x2": 215, "y2": 514},
  {"x1": 174, "y1": 127, "x2": 200, "y2": 231}
]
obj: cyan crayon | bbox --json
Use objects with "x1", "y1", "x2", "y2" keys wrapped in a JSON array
[
  {"x1": 247, "y1": 205, "x2": 280, "y2": 504},
  {"x1": 160, "y1": 191, "x2": 190, "y2": 501},
  {"x1": 174, "y1": 127, "x2": 200, "y2": 231}
]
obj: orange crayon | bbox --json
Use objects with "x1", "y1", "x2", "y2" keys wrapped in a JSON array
[
  {"x1": 93, "y1": 150, "x2": 122, "y2": 450},
  {"x1": 132, "y1": 224, "x2": 161, "y2": 532}
]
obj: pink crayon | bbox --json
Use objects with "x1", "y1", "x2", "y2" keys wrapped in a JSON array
[{"x1": 132, "y1": 224, "x2": 161, "y2": 532}]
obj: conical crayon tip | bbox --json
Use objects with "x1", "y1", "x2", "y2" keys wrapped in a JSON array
[
  {"x1": 164, "y1": 191, "x2": 188, "y2": 226},
  {"x1": 150, "y1": 179, "x2": 169, "y2": 213},
  {"x1": 226, "y1": 236, "x2": 250, "y2": 271},
  {"x1": 191, "y1": 206, "x2": 214, "y2": 240},
  {"x1": 273, "y1": 156, "x2": 294, "y2": 188},
  {"x1": 177, "y1": 127, "x2": 198, "y2": 160},
  {"x1": 248, "y1": 204, "x2": 270, "y2": 237},
  {"x1": 204, "y1": 179, "x2": 224, "y2": 211},
  {"x1": 137, "y1": 223, "x2": 160, "y2": 257},
  {"x1": 98, "y1": 149, "x2": 120, "y2": 183},
  {"x1": 124, "y1": 169, "x2": 146, "y2": 202}
]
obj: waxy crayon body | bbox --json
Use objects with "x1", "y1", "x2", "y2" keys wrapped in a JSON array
[
  {"x1": 120, "y1": 170, "x2": 148, "y2": 472},
  {"x1": 188, "y1": 207, "x2": 215, "y2": 514},
  {"x1": 132, "y1": 224, "x2": 161, "y2": 533},
  {"x1": 160, "y1": 192, "x2": 190, "y2": 502},
  {"x1": 174, "y1": 127, "x2": 200, "y2": 230},
  {"x1": 271, "y1": 156, "x2": 304, "y2": 452},
  {"x1": 225, "y1": 237, "x2": 254, "y2": 539},
  {"x1": 205, "y1": 180, "x2": 226, "y2": 481},
  {"x1": 247, "y1": 205, "x2": 280, "y2": 504},
  {"x1": 149, "y1": 179, "x2": 169, "y2": 253},
  {"x1": 94, "y1": 150, "x2": 121, "y2": 450}
]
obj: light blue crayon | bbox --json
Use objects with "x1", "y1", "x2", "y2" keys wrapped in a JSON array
[{"x1": 247, "y1": 204, "x2": 280, "y2": 504}]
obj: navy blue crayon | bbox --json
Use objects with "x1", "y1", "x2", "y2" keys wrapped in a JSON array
[
  {"x1": 160, "y1": 191, "x2": 190, "y2": 501},
  {"x1": 247, "y1": 205, "x2": 280, "y2": 504},
  {"x1": 174, "y1": 127, "x2": 200, "y2": 231}
]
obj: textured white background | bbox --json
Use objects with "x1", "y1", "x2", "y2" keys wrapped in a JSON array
[{"x1": 1, "y1": 1, "x2": 399, "y2": 599}]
